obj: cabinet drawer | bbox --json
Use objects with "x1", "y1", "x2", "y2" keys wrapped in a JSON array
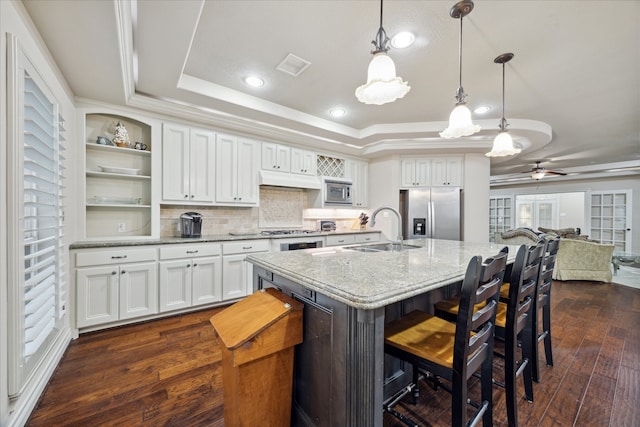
[
  {"x1": 326, "y1": 234, "x2": 356, "y2": 246},
  {"x1": 75, "y1": 247, "x2": 157, "y2": 267},
  {"x1": 355, "y1": 233, "x2": 380, "y2": 244},
  {"x1": 159, "y1": 243, "x2": 221, "y2": 260},
  {"x1": 223, "y1": 240, "x2": 270, "y2": 255}
]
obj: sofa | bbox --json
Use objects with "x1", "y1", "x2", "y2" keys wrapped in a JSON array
[{"x1": 494, "y1": 227, "x2": 615, "y2": 282}]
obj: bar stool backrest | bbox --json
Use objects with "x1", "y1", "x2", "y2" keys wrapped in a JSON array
[{"x1": 455, "y1": 247, "x2": 508, "y2": 377}]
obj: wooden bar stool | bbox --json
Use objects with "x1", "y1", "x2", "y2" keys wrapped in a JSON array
[
  {"x1": 531, "y1": 237, "x2": 560, "y2": 382},
  {"x1": 493, "y1": 243, "x2": 544, "y2": 427},
  {"x1": 384, "y1": 249, "x2": 508, "y2": 427},
  {"x1": 434, "y1": 243, "x2": 545, "y2": 427}
]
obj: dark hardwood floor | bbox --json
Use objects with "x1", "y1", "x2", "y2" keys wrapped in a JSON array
[{"x1": 28, "y1": 280, "x2": 640, "y2": 426}]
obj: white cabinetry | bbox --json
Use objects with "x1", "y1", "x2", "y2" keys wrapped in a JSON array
[
  {"x1": 262, "y1": 142, "x2": 291, "y2": 172},
  {"x1": 222, "y1": 240, "x2": 270, "y2": 300},
  {"x1": 346, "y1": 159, "x2": 369, "y2": 207},
  {"x1": 290, "y1": 147, "x2": 317, "y2": 176},
  {"x1": 84, "y1": 113, "x2": 153, "y2": 238},
  {"x1": 215, "y1": 133, "x2": 260, "y2": 205},
  {"x1": 431, "y1": 157, "x2": 463, "y2": 187},
  {"x1": 162, "y1": 123, "x2": 216, "y2": 203},
  {"x1": 75, "y1": 247, "x2": 157, "y2": 328},
  {"x1": 401, "y1": 159, "x2": 432, "y2": 188},
  {"x1": 158, "y1": 244, "x2": 222, "y2": 312}
]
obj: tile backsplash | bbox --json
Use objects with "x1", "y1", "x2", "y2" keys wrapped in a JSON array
[
  {"x1": 160, "y1": 186, "x2": 368, "y2": 237},
  {"x1": 161, "y1": 186, "x2": 305, "y2": 236}
]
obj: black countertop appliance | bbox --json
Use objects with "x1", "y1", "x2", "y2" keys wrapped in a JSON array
[{"x1": 180, "y1": 212, "x2": 203, "y2": 238}]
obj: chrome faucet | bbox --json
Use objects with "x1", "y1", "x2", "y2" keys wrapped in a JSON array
[{"x1": 370, "y1": 206, "x2": 403, "y2": 249}]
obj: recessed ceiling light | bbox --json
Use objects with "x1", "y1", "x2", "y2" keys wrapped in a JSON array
[
  {"x1": 330, "y1": 108, "x2": 346, "y2": 118},
  {"x1": 391, "y1": 32, "x2": 415, "y2": 49},
  {"x1": 244, "y1": 76, "x2": 264, "y2": 87},
  {"x1": 474, "y1": 105, "x2": 492, "y2": 114}
]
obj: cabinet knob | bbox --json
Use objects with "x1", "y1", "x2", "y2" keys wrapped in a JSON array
[
  {"x1": 277, "y1": 165, "x2": 280, "y2": 169},
  {"x1": 184, "y1": 194, "x2": 188, "y2": 198},
  {"x1": 190, "y1": 195, "x2": 195, "y2": 198},
  {"x1": 112, "y1": 271, "x2": 117, "y2": 275},
  {"x1": 193, "y1": 263, "x2": 197, "y2": 267},
  {"x1": 238, "y1": 197, "x2": 242, "y2": 200},
  {"x1": 121, "y1": 270, "x2": 126, "y2": 274},
  {"x1": 187, "y1": 264, "x2": 191, "y2": 268}
]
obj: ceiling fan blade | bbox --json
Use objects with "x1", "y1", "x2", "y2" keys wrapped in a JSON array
[{"x1": 546, "y1": 170, "x2": 567, "y2": 176}]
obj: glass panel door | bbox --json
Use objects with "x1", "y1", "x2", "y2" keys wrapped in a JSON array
[{"x1": 590, "y1": 190, "x2": 632, "y2": 251}]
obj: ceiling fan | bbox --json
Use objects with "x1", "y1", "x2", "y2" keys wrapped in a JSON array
[{"x1": 524, "y1": 161, "x2": 567, "y2": 180}]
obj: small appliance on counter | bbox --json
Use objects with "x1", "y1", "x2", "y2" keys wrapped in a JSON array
[
  {"x1": 180, "y1": 212, "x2": 203, "y2": 238},
  {"x1": 319, "y1": 220, "x2": 336, "y2": 232}
]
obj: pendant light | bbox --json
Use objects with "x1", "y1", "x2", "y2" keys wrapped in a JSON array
[
  {"x1": 355, "y1": 0, "x2": 410, "y2": 105},
  {"x1": 486, "y1": 53, "x2": 521, "y2": 157},
  {"x1": 440, "y1": 0, "x2": 481, "y2": 138}
]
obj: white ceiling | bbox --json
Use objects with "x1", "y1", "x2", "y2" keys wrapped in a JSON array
[{"x1": 22, "y1": 0, "x2": 640, "y2": 178}]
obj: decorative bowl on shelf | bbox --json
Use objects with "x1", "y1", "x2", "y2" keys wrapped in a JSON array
[
  {"x1": 115, "y1": 142, "x2": 129, "y2": 148},
  {"x1": 98, "y1": 165, "x2": 141, "y2": 175}
]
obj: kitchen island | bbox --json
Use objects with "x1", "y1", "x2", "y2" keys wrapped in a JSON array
[{"x1": 247, "y1": 238, "x2": 517, "y2": 427}]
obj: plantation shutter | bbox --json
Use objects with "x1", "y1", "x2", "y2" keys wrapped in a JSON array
[{"x1": 22, "y1": 67, "x2": 66, "y2": 363}]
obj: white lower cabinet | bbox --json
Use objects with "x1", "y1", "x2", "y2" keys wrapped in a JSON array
[
  {"x1": 158, "y1": 244, "x2": 222, "y2": 312},
  {"x1": 75, "y1": 248, "x2": 158, "y2": 328},
  {"x1": 222, "y1": 240, "x2": 270, "y2": 300}
]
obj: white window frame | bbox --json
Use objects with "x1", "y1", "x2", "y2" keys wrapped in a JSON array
[{"x1": 7, "y1": 36, "x2": 67, "y2": 397}]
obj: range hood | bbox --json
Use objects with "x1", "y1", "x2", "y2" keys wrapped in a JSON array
[{"x1": 259, "y1": 170, "x2": 321, "y2": 190}]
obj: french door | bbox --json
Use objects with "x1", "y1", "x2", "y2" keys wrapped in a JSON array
[{"x1": 515, "y1": 195, "x2": 558, "y2": 230}]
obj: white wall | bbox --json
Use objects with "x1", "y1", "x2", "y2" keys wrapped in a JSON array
[
  {"x1": 463, "y1": 154, "x2": 491, "y2": 242},
  {"x1": 368, "y1": 157, "x2": 402, "y2": 240},
  {"x1": 491, "y1": 176, "x2": 640, "y2": 253},
  {"x1": 1, "y1": 2, "x2": 77, "y2": 426},
  {"x1": 558, "y1": 192, "x2": 585, "y2": 229}
]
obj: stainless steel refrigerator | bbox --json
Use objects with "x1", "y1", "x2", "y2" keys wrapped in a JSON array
[{"x1": 400, "y1": 187, "x2": 461, "y2": 241}]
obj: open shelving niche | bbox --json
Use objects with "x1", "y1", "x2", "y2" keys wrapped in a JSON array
[{"x1": 85, "y1": 113, "x2": 153, "y2": 238}]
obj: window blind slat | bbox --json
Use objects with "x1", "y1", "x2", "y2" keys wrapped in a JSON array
[
  {"x1": 25, "y1": 287, "x2": 54, "y2": 328},
  {"x1": 25, "y1": 253, "x2": 56, "y2": 277},
  {"x1": 25, "y1": 264, "x2": 55, "y2": 291}
]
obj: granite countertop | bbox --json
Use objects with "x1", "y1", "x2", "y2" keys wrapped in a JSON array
[
  {"x1": 69, "y1": 229, "x2": 381, "y2": 249},
  {"x1": 246, "y1": 238, "x2": 519, "y2": 310}
]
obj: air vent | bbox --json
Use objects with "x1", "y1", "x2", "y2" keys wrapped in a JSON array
[{"x1": 276, "y1": 53, "x2": 311, "y2": 77}]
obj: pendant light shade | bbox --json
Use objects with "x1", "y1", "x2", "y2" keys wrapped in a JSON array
[
  {"x1": 440, "y1": 0, "x2": 480, "y2": 139},
  {"x1": 355, "y1": 0, "x2": 410, "y2": 105},
  {"x1": 486, "y1": 53, "x2": 521, "y2": 157}
]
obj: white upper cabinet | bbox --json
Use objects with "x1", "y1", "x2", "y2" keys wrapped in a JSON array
[
  {"x1": 262, "y1": 142, "x2": 291, "y2": 172},
  {"x1": 290, "y1": 147, "x2": 317, "y2": 176},
  {"x1": 162, "y1": 123, "x2": 215, "y2": 203},
  {"x1": 346, "y1": 159, "x2": 369, "y2": 207},
  {"x1": 401, "y1": 159, "x2": 432, "y2": 187},
  {"x1": 215, "y1": 133, "x2": 260, "y2": 205},
  {"x1": 431, "y1": 157, "x2": 463, "y2": 187}
]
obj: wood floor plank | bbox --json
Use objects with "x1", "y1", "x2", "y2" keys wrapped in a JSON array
[{"x1": 27, "y1": 282, "x2": 640, "y2": 427}]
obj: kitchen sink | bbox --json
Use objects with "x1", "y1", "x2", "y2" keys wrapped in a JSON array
[{"x1": 343, "y1": 242, "x2": 421, "y2": 252}]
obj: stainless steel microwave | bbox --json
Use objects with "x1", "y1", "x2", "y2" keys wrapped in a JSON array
[{"x1": 323, "y1": 178, "x2": 353, "y2": 206}]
